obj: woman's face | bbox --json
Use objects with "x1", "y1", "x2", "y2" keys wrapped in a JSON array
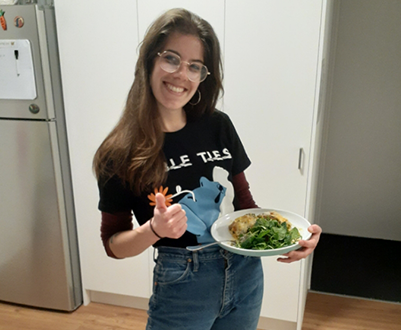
[{"x1": 150, "y1": 32, "x2": 204, "y2": 114}]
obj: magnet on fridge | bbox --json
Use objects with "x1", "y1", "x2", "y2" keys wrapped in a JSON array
[
  {"x1": 0, "y1": 9, "x2": 7, "y2": 31},
  {"x1": 14, "y1": 16, "x2": 24, "y2": 28},
  {"x1": 29, "y1": 104, "x2": 40, "y2": 114}
]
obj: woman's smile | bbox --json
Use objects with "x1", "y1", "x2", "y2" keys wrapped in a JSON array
[{"x1": 165, "y1": 82, "x2": 186, "y2": 94}]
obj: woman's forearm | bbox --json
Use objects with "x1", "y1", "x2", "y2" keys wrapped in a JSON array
[
  {"x1": 100, "y1": 211, "x2": 159, "y2": 259},
  {"x1": 108, "y1": 220, "x2": 160, "y2": 259}
]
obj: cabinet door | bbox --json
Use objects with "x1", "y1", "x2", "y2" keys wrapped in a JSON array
[
  {"x1": 224, "y1": 0, "x2": 323, "y2": 325},
  {"x1": 224, "y1": 0, "x2": 322, "y2": 213},
  {"x1": 55, "y1": 0, "x2": 152, "y2": 300}
]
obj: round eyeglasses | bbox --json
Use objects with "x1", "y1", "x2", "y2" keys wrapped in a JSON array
[{"x1": 157, "y1": 51, "x2": 210, "y2": 83}]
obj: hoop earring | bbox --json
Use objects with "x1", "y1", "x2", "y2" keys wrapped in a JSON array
[{"x1": 189, "y1": 90, "x2": 201, "y2": 106}]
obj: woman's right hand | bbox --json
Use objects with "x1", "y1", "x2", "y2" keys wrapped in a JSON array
[{"x1": 151, "y1": 193, "x2": 187, "y2": 239}]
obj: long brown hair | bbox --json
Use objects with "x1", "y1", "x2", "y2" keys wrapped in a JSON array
[{"x1": 93, "y1": 8, "x2": 224, "y2": 195}]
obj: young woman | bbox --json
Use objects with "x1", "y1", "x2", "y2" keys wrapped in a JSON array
[{"x1": 93, "y1": 8, "x2": 321, "y2": 330}]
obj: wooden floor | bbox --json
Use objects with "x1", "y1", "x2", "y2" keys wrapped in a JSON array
[
  {"x1": 0, "y1": 292, "x2": 400, "y2": 330},
  {"x1": 303, "y1": 292, "x2": 401, "y2": 330}
]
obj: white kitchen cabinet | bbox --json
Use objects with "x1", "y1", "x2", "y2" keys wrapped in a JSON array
[
  {"x1": 224, "y1": 1, "x2": 324, "y2": 329},
  {"x1": 55, "y1": 0, "x2": 152, "y2": 301},
  {"x1": 55, "y1": 0, "x2": 227, "y2": 304},
  {"x1": 55, "y1": 0, "x2": 327, "y2": 328}
]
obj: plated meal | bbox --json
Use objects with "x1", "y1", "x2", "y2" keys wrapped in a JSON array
[
  {"x1": 211, "y1": 208, "x2": 312, "y2": 257},
  {"x1": 228, "y1": 211, "x2": 301, "y2": 250}
]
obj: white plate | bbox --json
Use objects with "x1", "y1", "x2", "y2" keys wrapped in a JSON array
[{"x1": 210, "y1": 208, "x2": 312, "y2": 257}]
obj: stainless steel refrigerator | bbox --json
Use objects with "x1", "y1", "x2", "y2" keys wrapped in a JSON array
[{"x1": 0, "y1": 1, "x2": 82, "y2": 311}]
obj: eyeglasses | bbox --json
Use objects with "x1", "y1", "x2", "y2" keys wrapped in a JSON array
[{"x1": 157, "y1": 51, "x2": 210, "y2": 83}]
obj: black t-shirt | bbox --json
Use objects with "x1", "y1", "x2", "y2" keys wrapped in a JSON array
[{"x1": 98, "y1": 110, "x2": 250, "y2": 248}]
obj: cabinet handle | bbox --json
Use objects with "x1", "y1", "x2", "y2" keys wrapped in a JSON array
[{"x1": 298, "y1": 148, "x2": 304, "y2": 170}]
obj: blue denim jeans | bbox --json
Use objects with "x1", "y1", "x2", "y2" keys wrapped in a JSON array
[{"x1": 146, "y1": 246, "x2": 263, "y2": 330}]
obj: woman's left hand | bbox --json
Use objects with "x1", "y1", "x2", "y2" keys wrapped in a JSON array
[{"x1": 277, "y1": 224, "x2": 322, "y2": 263}]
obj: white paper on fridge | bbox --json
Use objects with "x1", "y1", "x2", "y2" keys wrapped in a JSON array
[
  {"x1": 0, "y1": 0, "x2": 18, "y2": 4},
  {"x1": 0, "y1": 39, "x2": 37, "y2": 100}
]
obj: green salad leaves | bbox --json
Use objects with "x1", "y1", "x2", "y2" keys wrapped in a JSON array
[{"x1": 234, "y1": 216, "x2": 301, "y2": 250}]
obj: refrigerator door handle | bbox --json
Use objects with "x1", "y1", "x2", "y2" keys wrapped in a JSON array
[
  {"x1": 48, "y1": 122, "x2": 77, "y2": 308},
  {"x1": 36, "y1": 6, "x2": 55, "y2": 119}
]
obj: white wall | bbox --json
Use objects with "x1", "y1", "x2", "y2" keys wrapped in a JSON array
[{"x1": 317, "y1": 0, "x2": 401, "y2": 241}]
